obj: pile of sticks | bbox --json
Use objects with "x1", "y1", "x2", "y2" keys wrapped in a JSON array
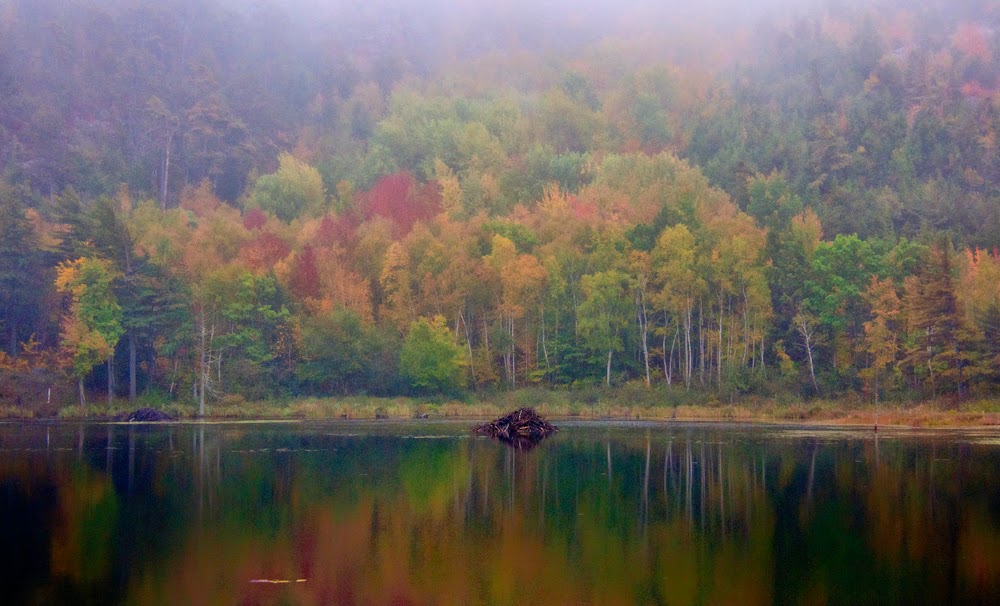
[
  {"x1": 475, "y1": 408, "x2": 558, "y2": 448},
  {"x1": 116, "y1": 407, "x2": 173, "y2": 422}
]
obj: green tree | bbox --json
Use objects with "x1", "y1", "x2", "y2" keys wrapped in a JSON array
[
  {"x1": 804, "y1": 234, "x2": 890, "y2": 384},
  {"x1": 399, "y1": 316, "x2": 466, "y2": 395},
  {"x1": 295, "y1": 308, "x2": 370, "y2": 394},
  {"x1": 89, "y1": 195, "x2": 164, "y2": 403},
  {"x1": 579, "y1": 270, "x2": 632, "y2": 386},
  {"x1": 50, "y1": 186, "x2": 92, "y2": 261},
  {"x1": 251, "y1": 153, "x2": 327, "y2": 221},
  {"x1": 216, "y1": 271, "x2": 292, "y2": 400},
  {"x1": 806, "y1": 235, "x2": 888, "y2": 333}
]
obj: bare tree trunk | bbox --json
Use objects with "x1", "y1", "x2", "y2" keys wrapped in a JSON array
[
  {"x1": 161, "y1": 136, "x2": 172, "y2": 210},
  {"x1": 698, "y1": 300, "x2": 705, "y2": 387},
  {"x1": 482, "y1": 318, "x2": 488, "y2": 352},
  {"x1": 662, "y1": 319, "x2": 672, "y2": 384},
  {"x1": 540, "y1": 311, "x2": 550, "y2": 380},
  {"x1": 795, "y1": 313, "x2": 820, "y2": 394},
  {"x1": 79, "y1": 378, "x2": 86, "y2": 408},
  {"x1": 199, "y1": 311, "x2": 207, "y2": 417},
  {"x1": 743, "y1": 286, "x2": 751, "y2": 365},
  {"x1": 553, "y1": 313, "x2": 562, "y2": 380},
  {"x1": 169, "y1": 358, "x2": 178, "y2": 397},
  {"x1": 107, "y1": 357, "x2": 114, "y2": 407},
  {"x1": 662, "y1": 325, "x2": 669, "y2": 383},
  {"x1": 668, "y1": 326, "x2": 678, "y2": 385},
  {"x1": 129, "y1": 331, "x2": 137, "y2": 403},
  {"x1": 639, "y1": 295, "x2": 651, "y2": 386},
  {"x1": 123, "y1": 249, "x2": 137, "y2": 405},
  {"x1": 606, "y1": 349, "x2": 613, "y2": 387},
  {"x1": 718, "y1": 293, "x2": 724, "y2": 387},
  {"x1": 460, "y1": 311, "x2": 475, "y2": 384},
  {"x1": 728, "y1": 298, "x2": 734, "y2": 361},
  {"x1": 925, "y1": 329, "x2": 935, "y2": 395},
  {"x1": 510, "y1": 318, "x2": 516, "y2": 389},
  {"x1": 805, "y1": 336, "x2": 818, "y2": 393},
  {"x1": 684, "y1": 303, "x2": 693, "y2": 389}
]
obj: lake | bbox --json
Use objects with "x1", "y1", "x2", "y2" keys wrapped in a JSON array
[{"x1": 1, "y1": 420, "x2": 999, "y2": 605}]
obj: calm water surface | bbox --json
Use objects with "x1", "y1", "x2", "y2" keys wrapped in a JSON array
[{"x1": 2, "y1": 420, "x2": 1000, "y2": 605}]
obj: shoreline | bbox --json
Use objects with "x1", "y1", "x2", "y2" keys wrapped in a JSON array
[{"x1": 4, "y1": 395, "x2": 1000, "y2": 429}]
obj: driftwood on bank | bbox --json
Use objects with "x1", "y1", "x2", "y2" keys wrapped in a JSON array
[{"x1": 475, "y1": 408, "x2": 558, "y2": 449}]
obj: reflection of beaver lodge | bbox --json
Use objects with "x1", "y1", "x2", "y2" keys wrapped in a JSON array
[{"x1": 475, "y1": 408, "x2": 558, "y2": 449}]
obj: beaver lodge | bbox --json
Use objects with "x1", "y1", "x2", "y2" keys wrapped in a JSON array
[
  {"x1": 475, "y1": 408, "x2": 558, "y2": 449},
  {"x1": 116, "y1": 408, "x2": 173, "y2": 422}
]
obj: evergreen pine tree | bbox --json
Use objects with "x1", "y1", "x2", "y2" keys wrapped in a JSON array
[
  {"x1": 0, "y1": 187, "x2": 45, "y2": 356},
  {"x1": 902, "y1": 242, "x2": 985, "y2": 397}
]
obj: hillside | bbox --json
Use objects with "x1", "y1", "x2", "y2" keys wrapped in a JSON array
[{"x1": 1, "y1": 0, "x2": 999, "y2": 409}]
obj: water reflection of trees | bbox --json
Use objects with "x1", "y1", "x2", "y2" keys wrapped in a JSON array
[{"x1": 0, "y1": 425, "x2": 999, "y2": 603}]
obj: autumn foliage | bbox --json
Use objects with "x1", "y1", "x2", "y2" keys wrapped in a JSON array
[
  {"x1": 2, "y1": 0, "x2": 1000, "y2": 409},
  {"x1": 358, "y1": 173, "x2": 442, "y2": 238}
]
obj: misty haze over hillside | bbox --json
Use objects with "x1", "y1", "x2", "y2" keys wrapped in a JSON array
[{"x1": 1, "y1": 0, "x2": 997, "y2": 203}]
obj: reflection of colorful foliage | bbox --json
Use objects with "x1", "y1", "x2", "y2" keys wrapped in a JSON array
[
  {"x1": 957, "y1": 506, "x2": 1000, "y2": 598},
  {"x1": 50, "y1": 469, "x2": 119, "y2": 585},
  {"x1": 1, "y1": 426, "x2": 997, "y2": 604}
]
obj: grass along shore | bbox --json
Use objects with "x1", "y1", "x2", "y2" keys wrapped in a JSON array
[{"x1": 3, "y1": 386, "x2": 1000, "y2": 428}]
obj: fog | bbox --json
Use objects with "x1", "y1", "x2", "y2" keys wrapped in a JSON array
[
  {"x1": 237, "y1": 0, "x2": 813, "y2": 43},
  {"x1": 1, "y1": 0, "x2": 995, "y2": 201},
  {"x1": 6, "y1": 0, "x2": 985, "y2": 82}
]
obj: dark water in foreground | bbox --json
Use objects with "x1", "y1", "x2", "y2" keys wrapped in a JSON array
[{"x1": 2, "y1": 421, "x2": 1000, "y2": 605}]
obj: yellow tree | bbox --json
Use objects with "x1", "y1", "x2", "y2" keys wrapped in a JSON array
[
  {"x1": 485, "y1": 235, "x2": 547, "y2": 387},
  {"x1": 958, "y1": 248, "x2": 1000, "y2": 375},
  {"x1": 651, "y1": 224, "x2": 702, "y2": 388},
  {"x1": 311, "y1": 245, "x2": 373, "y2": 321},
  {"x1": 352, "y1": 217, "x2": 395, "y2": 319},
  {"x1": 862, "y1": 277, "x2": 901, "y2": 402},
  {"x1": 415, "y1": 216, "x2": 479, "y2": 381},
  {"x1": 703, "y1": 206, "x2": 770, "y2": 387},
  {"x1": 434, "y1": 158, "x2": 464, "y2": 219},
  {"x1": 55, "y1": 257, "x2": 123, "y2": 407},
  {"x1": 380, "y1": 241, "x2": 416, "y2": 331}
]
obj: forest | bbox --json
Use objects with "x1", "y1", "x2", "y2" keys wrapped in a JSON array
[{"x1": 1, "y1": 0, "x2": 999, "y2": 411}]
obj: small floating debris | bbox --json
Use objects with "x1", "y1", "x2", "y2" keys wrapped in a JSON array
[
  {"x1": 475, "y1": 408, "x2": 558, "y2": 449},
  {"x1": 250, "y1": 579, "x2": 307, "y2": 584},
  {"x1": 117, "y1": 408, "x2": 173, "y2": 422}
]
